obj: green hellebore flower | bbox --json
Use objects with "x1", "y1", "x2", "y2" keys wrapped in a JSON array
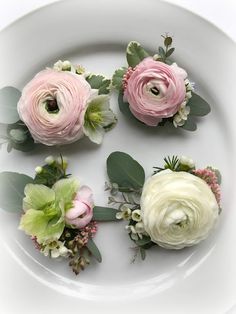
[
  {"x1": 83, "y1": 95, "x2": 117, "y2": 144},
  {"x1": 19, "y1": 177, "x2": 79, "y2": 244}
]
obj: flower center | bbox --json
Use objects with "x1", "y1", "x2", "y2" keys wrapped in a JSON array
[
  {"x1": 150, "y1": 86, "x2": 160, "y2": 96},
  {"x1": 45, "y1": 99, "x2": 59, "y2": 114}
]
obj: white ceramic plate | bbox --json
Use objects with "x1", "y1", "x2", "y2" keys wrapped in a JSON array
[{"x1": 0, "y1": 0, "x2": 236, "y2": 313}]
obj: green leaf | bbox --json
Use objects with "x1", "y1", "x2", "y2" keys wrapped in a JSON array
[
  {"x1": 166, "y1": 47, "x2": 175, "y2": 57},
  {"x1": 86, "y1": 74, "x2": 111, "y2": 95},
  {"x1": 86, "y1": 238, "x2": 102, "y2": 263},
  {"x1": 34, "y1": 163, "x2": 66, "y2": 188},
  {"x1": 118, "y1": 91, "x2": 141, "y2": 123},
  {"x1": 181, "y1": 116, "x2": 197, "y2": 131},
  {"x1": 112, "y1": 67, "x2": 127, "y2": 90},
  {"x1": 140, "y1": 247, "x2": 146, "y2": 260},
  {"x1": 107, "y1": 151, "x2": 145, "y2": 190},
  {"x1": 188, "y1": 92, "x2": 211, "y2": 116},
  {"x1": 126, "y1": 41, "x2": 149, "y2": 67},
  {"x1": 7, "y1": 121, "x2": 35, "y2": 152},
  {"x1": 93, "y1": 206, "x2": 118, "y2": 221},
  {"x1": 0, "y1": 86, "x2": 21, "y2": 124},
  {"x1": 158, "y1": 46, "x2": 166, "y2": 58},
  {"x1": 135, "y1": 236, "x2": 152, "y2": 247},
  {"x1": 0, "y1": 172, "x2": 33, "y2": 212}
]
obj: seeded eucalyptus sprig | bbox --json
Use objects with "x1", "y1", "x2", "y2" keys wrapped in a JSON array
[
  {"x1": 155, "y1": 34, "x2": 175, "y2": 64},
  {"x1": 106, "y1": 152, "x2": 154, "y2": 262}
]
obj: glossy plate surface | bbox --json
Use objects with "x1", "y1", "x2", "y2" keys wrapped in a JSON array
[{"x1": 0, "y1": 0, "x2": 235, "y2": 313}]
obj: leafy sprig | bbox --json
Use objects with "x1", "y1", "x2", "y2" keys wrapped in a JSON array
[
  {"x1": 155, "y1": 34, "x2": 175, "y2": 64},
  {"x1": 106, "y1": 152, "x2": 153, "y2": 261},
  {"x1": 153, "y1": 155, "x2": 196, "y2": 175}
]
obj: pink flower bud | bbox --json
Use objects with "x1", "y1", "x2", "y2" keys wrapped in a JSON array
[{"x1": 65, "y1": 186, "x2": 94, "y2": 228}]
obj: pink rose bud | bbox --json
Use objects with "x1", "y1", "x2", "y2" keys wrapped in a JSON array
[
  {"x1": 65, "y1": 185, "x2": 94, "y2": 229},
  {"x1": 18, "y1": 69, "x2": 92, "y2": 145},
  {"x1": 124, "y1": 57, "x2": 187, "y2": 126}
]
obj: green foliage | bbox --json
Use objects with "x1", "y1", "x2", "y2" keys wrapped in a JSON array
[
  {"x1": 93, "y1": 206, "x2": 118, "y2": 221},
  {"x1": 188, "y1": 92, "x2": 211, "y2": 116},
  {"x1": 118, "y1": 91, "x2": 141, "y2": 124},
  {"x1": 112, "y1": 67, "x2": 127, "y2": 90},
  {"x1": 134, "y1": 236, "x2": 152, "y2": 247},
  {"x1": 6, "y1": 121, "x2": 35, "y2": 152},
  {"x1": 181, "y1": 116, "x2": 197, "y2": 131},
  {"x1": 140, "y1": 247, "x2": 146, "y2": 260},
  {"x1": 86, "y1": 238, "x2": 102, "y2": 263},
  {"x1": 86, "y1": 74, "x2": 111, "y2": 95},
  {"x1": 164, "y1": 156, "x2": 180, "y2": 171},
  {"x1": 107, "y1": 151, "x2": 145, "y2": 190},
  {"x1": 153, "y1": 155, "x2": 180, "y2": 174},
  {"x1": 126, "y1": 41, "x2": 149, "y2": 67},
  {"x1": 33, "y1": 158, "x2": 68, "y2": 188},
  {"x1": 0, "y1": 86, "x2": 21, "y2": 124},
  {"x1": 156, "y1": 35, "x2": 175, "y2": 63},
  {"x1": 0, "y1": 172, "x2": 33, "y2": 212}
]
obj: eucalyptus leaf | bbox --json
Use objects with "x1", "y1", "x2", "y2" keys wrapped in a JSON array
[
  {"x1": 166, "y1": 47, "x2": 175, "y2": 57},
  {"x1": 181, "y1": 116, "x2": 197, "y2": 131},
  {"x1": 10, "y1": 138, "x2": 35, "y2": 152},
  {"x1": 126, "y1": 41, "x2": 149, "y2": 67},
  {"x1": 158, "y1": 46, "x2": 166, "y2": 58},
  {"x1": 112, "y1": 67, "x2": 127, "y2": 90},
  {"x1": 0, "y1": 172, "x2": 34, "y2": 212},
  {"x1": 0, "y1": 86, "x2": 21, "y2": 124},
  {"x1": 93, "y1": 206, "x2": 118, "y2": 221},
  {"x1": 86, "y1": 74, "x2": 111, "y2": 95},
  {"x1": 140, "y1": 247, "x2": 146, "y2": 260},
  {"x1": 188, "y1": 92, "x2": 211, "y2": 116},
  {"x1": 7, "y1": 121, "x2": 35, "y2": 152},
  {"x1": 107, "y1": 151, "x2": 145, "y2": 190},
  {"x1": 135, "y1": 236, "x2": 152, "y2": 247},
  {"x1": 86, "y1": 238, "x2": 102, "y2": 263},
  {"x1": 118, "y1": 91, "x2": 141, "y2": 123}
]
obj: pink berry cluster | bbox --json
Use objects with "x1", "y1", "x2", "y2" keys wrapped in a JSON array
[
  {"x1": 80, "y1": 221, "x2": 98, "y2": 246},
  {"x1": 193, "y1": 168, "x2": 221, "y2": 205},
  {"x1": 122, "y1": 67, "x2": 135, "y2": 90}
]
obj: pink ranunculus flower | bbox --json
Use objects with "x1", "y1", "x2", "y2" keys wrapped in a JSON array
[
  {"x1": 65, "y1": 186, "x2": 94, "y2": 229},
  {"x1": 17, "y1": 69, "x2": 92, "y2": 145},
  {"x1": 124, "y1": 57, "x2": 187, "y2": 126}
]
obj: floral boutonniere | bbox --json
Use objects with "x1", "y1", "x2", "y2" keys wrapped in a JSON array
[
  {"x1": 0, "y1": 156, "x2": 117, "y2": 275},
  {"x1": 106, "y1": 152, "x2": 221, "y2": 261},
  {"x1": 0, "y1": 60, "x2": 116, "y2": 152},
  {"x1": 112, "y1": 35, "x2": 211, "y2": 131}
]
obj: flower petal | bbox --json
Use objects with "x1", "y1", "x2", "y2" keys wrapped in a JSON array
[
  {"x1": 23, "y1": 184, "x2": 55, "y2": 211},
  {"x1": 76, "y1": 185, "x2": 94, "y2": 207},
  {"x1": 83, "y1": 124, "x2": 105, "y2": 144},
  {"x1": 53, "y1": 178, "x2": 79, "y2": 204}
]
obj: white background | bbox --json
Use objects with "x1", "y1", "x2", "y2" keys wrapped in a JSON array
[
  {"x1": 0, "y1": 1, "x2": 235, "y2": 314},
  {"x1": 0, "y1": 0, "x2": 235, "y2": 40}
]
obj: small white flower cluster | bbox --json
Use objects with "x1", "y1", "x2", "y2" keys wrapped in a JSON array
[
  {"x1": 173, "y1": 79, "x2": 194, "y2": 128},
  {"x1": 53, "y1": 60, "x2": 73, "y2": 72},
  {"x1": 116, "y1": 205, "x2": 147, "y2": 241},
  {"x1": 34, "y1": 155, "x2": 68, "y2": 174},
  {"x1": 53, "y1": 60, "x2": 85, "y2": 75},
  {"x1": 41, "y1": 239, "x2": 71, "y2": 259}
]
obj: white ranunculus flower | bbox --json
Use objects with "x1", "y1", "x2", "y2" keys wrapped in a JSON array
[{"x1": 140, "y1": 170, "x2": 219, "y2": 249}]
